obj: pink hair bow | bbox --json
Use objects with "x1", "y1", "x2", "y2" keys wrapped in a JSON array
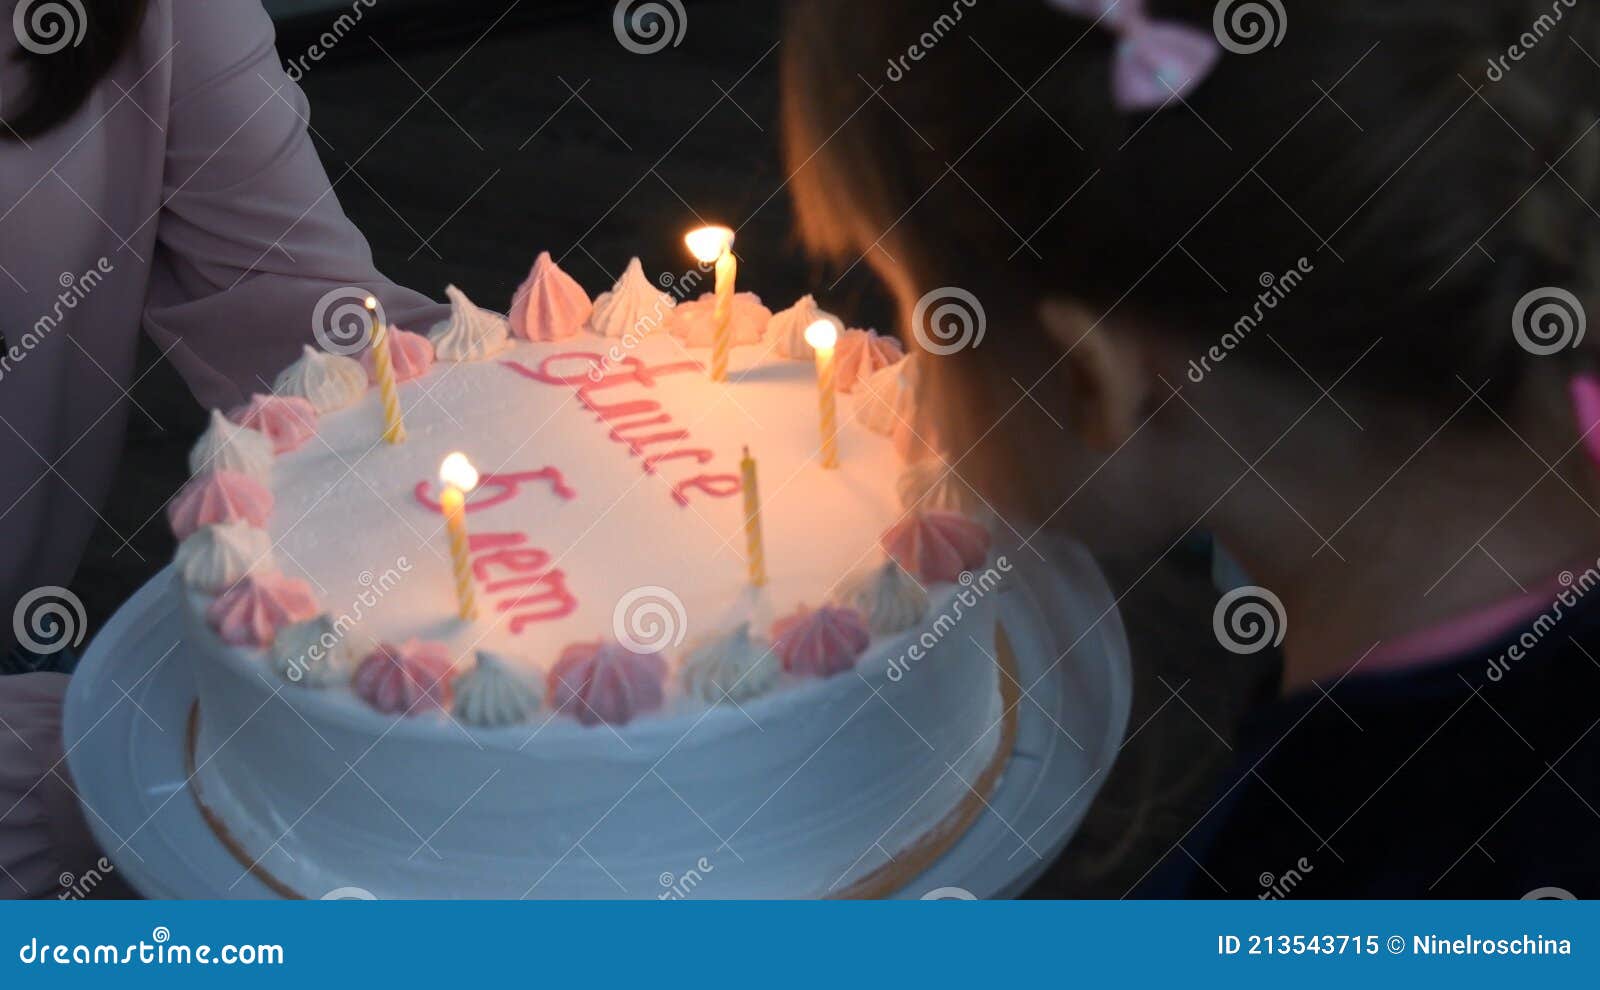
[{"x1": 1048, "y1": 0, "x2": 1222, "y2": 111}]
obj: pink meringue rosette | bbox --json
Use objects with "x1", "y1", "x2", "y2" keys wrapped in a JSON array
[
  {"x1": 205, "y1": 573, "x2": 319, "y2": 648},
  {"x1": 509, "y1": 251, "x2": 592, "y2": 342},
  {"x1": 362, "y1": 327, "x2": 435, "y2": 383},
  {"x1": 664, "y1": 292, "x2": 771, "y2": 348},
  {"x1": 168, "y1": 470, "x2": 274, "y2": 540},
  {"x1": 228, "y1": 394, "x2": 319, "y2": 454},
  {"x1": 770, "y1": 604, "x2": 871, "y2": 679},
  {"x1": 547, "y1": 640, "x2": 667, "y2": 727},
  {"x1": 353, "y1": 640, "x2": 457, "y2": 716},
  {"x1": 881, "y1": 510, "x2": 992, "y2": 584},
  {"x1": 835, "y1": 329, "x2": 905, "y2": 394}
]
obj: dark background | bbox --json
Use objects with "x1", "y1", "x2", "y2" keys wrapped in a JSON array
[{"x1": 72, "y1": 0, "x2": 1275, "y2": 897}]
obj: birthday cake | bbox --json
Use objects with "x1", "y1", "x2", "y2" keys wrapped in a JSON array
[{"x1": 170, "y1": 247, "x2": 1013, "y2": 899}]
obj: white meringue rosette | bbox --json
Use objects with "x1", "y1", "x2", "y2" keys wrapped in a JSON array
[
  {"x1": 680, "y1": 623, "x2": 781, "y2": 704},
  {"x1": 587, "y1": 257, "x2": 676, "y2": 339},
  {"x1": 453, "y1": 651, "x2": 544, "y2": 727},
  {"x1": 175, "y1": 523, "x2": 274, "y2": 594},
  {"x1": 855, "y1": 356, "x2": 915, "y2": 437},
  {"x1": 272, "y1": 614, "x2": 367, "y2": 688},
  {"x1": 767, "y1": 295, "x2": 841, "y2": 361},
  {"x1": 273, "y1": 344, "x2": 368, "y2": 413},
  {"x1": 834, "y1": 559, "x2": 929, "y2": 637},
  {"x1": 189, "y1": 409, "x2": 274, "y2": 482},
  {"x1": 429, "y1": 285, "x2": 511, "y2": 361}
]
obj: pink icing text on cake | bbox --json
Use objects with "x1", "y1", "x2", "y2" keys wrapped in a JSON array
[
  {"x1": 412, "y1": 468, "x2": 577, "y2": 515},
  {"x1": 501, "y1": 353, "x2": 743, "y2": 508},
  {"x1": 470, "y1": 532, "x2": 579, "y2": 634},
  {"x1": 413, "y1": 468, "x2": 580, "y2": 635}
]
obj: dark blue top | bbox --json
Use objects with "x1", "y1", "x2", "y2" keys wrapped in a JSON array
[{"x1": 1146, "y1": 595, "x2": 1600, "y2": 898}]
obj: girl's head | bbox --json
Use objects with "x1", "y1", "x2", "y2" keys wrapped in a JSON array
[{"x1": 783, "y1": 1, "x2": 1599, "y2": 562}]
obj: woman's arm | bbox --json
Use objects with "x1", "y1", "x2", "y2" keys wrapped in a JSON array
[
  {"x1": 0, "y1": 674, "x2": 120, "y2": 899},
  {"x1": 143, "y1": 0, "x2": 449, "y2": 410}
]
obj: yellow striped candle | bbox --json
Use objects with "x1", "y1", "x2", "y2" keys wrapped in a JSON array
[
  {"x1": 804, "y1": 320, "x2": 840, "y2": 469},
  {"x1": 711, "y1": 251, "x2": 738, "y2": 382},
  {"x1": 439, "y1": 453, "x2": 480, "y2": 621},
  {"x1": 685, "y1": 226, "x2": 737, "y2": 383},
  {"x1": 368, "y1": 297, "x2": 407, "y2": 445},
  {"x1": 740, "y1": 446, "x2": 766, "y2": 587}
]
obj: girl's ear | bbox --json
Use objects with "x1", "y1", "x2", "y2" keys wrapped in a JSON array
[{"x1": 1039, "y1": 299, "x2": 1150, "y2": 452}]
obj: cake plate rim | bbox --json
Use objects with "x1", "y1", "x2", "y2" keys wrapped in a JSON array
[{"x1": 64, "y1": 539, "x2": 1130, "y2": 900}]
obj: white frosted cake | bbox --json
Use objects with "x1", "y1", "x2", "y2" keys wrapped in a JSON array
[{"x1": 169, "y1": 253, "x2": 1012, "y2": 899}]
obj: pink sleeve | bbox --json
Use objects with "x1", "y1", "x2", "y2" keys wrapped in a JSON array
[
  {"x1": 0, "y1": 674, "x2": 106, "y2": 899},
  {"x1": 143, "y1": 0, "x2": 449, "y2": 411}
]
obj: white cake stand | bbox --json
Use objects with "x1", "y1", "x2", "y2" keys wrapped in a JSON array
[{"x1": 63, "y1": 538, "x2": 1130, "y2": 900}]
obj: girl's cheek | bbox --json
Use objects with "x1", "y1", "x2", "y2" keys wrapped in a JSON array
[{"x1": 1028, "y1": 434, "x2": 1193, "y2": 557}]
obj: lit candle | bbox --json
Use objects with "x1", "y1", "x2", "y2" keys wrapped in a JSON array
[
  {"x1": 685, "y1": 225, "x2": 737, "y2": 383},
  {"x1": 804, "y1": 319, "x2": 840, "y2": 469},
  {"x1": 368, "y1": 296, "x2": 407, "y2": 445},
  {"x1": 740, "y1": 445, "x2": 767, "y2": 587},
  {"x1": 439, "y1": 452, "x2": 480, "y2": 621}
]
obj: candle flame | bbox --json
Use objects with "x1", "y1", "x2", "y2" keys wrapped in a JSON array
[
  {"x1": 440, "y1": 452, "x2": 479, "y2": 492},
  {"x1": 803, "y1": 319, "x2": 839, "y2": 351},
  {"x1": 684, "y1": 225, "x2": 735, "y2": 264},
  {"x1": 364, "y1": 295, "x2": 378, "y2": 312}
]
